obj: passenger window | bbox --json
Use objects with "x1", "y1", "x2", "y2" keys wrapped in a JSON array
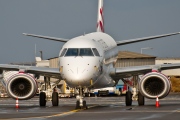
[
  {"x1": 65, "y1": 48, "x2": 78, "y2": 56},
  {"x1": 60, "y1": 48, "x2": 67, "y2": 57},
  {"x1": 79, "y1": 48, "x2": 94, "y2": 56},
  {"x1": 92, "y1": 48, "x2": 100, "y2": 56}
]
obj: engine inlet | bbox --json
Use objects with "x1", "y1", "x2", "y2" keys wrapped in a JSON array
[
  {"x1": 6, "y1": 73, "x2": 38, "y2": 100},
  {"x1": 144, "y1": 77, "x2": 165, "y2": 96},
  {"x1": 139, "y1": 72, "x2": 171, "y2": 99},
  {"x1": 11, "y1": 78, "x2": 32, "y2": 97}
]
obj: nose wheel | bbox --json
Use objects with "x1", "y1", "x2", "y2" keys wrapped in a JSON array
[{"x1": 75, "y1": 88, "x2": 87, "y2": 109}]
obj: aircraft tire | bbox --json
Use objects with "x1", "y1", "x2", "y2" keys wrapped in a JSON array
[
  {"x1": 138, "y1": 91, "x2": 144, "y2": 106},
  {"x1": 76, "y1": 101, "x2": 80, "y2": 109},
  {"x1": 39, "y1": 92, "x2": 46, "y2": 106},
  {"x1": 83, "y1": 100, "x2": 87, "y2": 109},
  {"x1": 125, "y1": 91, "x2": 132, "y2": 106},
  {"x1": 52, "y1": 92, "x2": 59, "y2": 106}
]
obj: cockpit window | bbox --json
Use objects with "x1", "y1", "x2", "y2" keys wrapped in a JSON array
[
  {"x1": 79, "y1": 48, "x2": 94, "y2": 56},
  {"x1": 60, "y1": 48, "x2": 67, "y2": 57},
  {"x1": 65, "y1": 48, "x2": 78, "y2": 56},
  {"x1": 64, "y1": 48, "x2": 94, "y2": 57},
  {"x1": 92, "y1": 48, "x2": 100, "y2": 56}
]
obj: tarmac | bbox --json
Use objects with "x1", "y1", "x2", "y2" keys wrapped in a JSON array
[{"x1": 0, "y1": 93, "x2": 180, "y2": 120}]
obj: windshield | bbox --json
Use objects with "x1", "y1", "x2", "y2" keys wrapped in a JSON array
[
  {"x1": 60, "y1": 48, "x2": 67, "y2": 57},
  {"x1": 65, "y1": 48, "x2": 78, "y2": 56},
  {"x1": 92, "y1": 48, "x2": 100, "y2": 56},
  {"x1": 79, "y1": 48, "x2": 94, "y2": 56},
  {"x1": 64, "y1": 48, "x2": 94, "y2": 57}
]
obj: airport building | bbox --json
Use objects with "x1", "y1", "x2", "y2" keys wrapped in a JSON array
[
  {"x1": 36, "y1": 57, "x2": 49, "y2": 83},
  {"x1": 156, "y1": 58, "x2": 180, "y2": 76},
  {"x1": 115, "y1": 51, "x2": 156, "y2": 67}
]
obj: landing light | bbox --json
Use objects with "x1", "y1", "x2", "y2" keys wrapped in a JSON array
[
  {"x1": 90, "y1": 79, "x2": 93, "y2": 85},
  {"x1": 94, "y1": 66, "x2": 98, "y2": 71},
  {"x1": 60, "y1": 66, "x2": 63, "y2": 73}
]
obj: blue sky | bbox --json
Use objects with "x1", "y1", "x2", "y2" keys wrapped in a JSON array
[{"x1": 1, "y1": 0, "x2": 180, "y2": 64}]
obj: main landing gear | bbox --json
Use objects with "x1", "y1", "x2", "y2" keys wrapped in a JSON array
[
  {"x1": 125, "y1": 90, "x2": 145, "y2": 106},
  {"x1": 39, "y1": 77, "x2": 60, "y2": 107},
  {"x1": 75, "y1": 87, "x2": 87, "y2": 109},
  {"x1": 124, "y1": 76, "x2": 145, "y2": 106}
]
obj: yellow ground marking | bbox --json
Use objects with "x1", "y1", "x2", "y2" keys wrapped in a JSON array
[{"x1": 2, "y1": 105, "x2": 98, "y2": 120}]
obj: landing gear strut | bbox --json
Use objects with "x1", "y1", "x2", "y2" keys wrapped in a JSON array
[
  {"x1": 76, "y1": 88, "x2": 87, "y2": 109},
  {"x1": 124, "y1": 76, "x2": 145, "y2": 106}
]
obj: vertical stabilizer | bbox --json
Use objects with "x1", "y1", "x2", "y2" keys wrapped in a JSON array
[{"x1": 97, "y1": 0, "x2": 104, "y2": 32}]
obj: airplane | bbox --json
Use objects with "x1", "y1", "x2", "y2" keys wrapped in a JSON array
[{"x1": 1, "y1": 0, "x2": 180, "y2": 109}]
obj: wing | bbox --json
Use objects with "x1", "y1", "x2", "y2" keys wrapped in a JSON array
[
  {"x1": 23, "y1": 33, "x2": 69, "y2": 42},
  {"x1": 0, "y1": 64, "x2": 62, "y2": 79},
  {"x1": 116, "y1": 32, "x2": 180, "y2": 46},
  {"x1": 110, "y1": 63, "x2": 180, "y2": 79}
]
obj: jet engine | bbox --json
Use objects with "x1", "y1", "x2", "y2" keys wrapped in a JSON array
[
  {"x1": 5, "y1": 72, "x2": 38, "y2": 100},
  {"x1": 139, "y1": 72, "x2": 171, "y2": 99}
]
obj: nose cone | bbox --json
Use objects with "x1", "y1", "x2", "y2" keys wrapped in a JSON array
[{"x1": 60, "y1": 57, "x2": 100, "y2": 87}]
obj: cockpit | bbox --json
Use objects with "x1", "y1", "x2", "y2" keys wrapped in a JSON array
[{"x1": 60, "y1": 48, "x2": 100, "y2": 57}]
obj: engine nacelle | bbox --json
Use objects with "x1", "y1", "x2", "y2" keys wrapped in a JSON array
[
  {"x1": 139, "y1": 72, "x2": 171, "y2": 99},
  {"x1": 6, "y1": 72, "x2": 38, "y2": 100}
]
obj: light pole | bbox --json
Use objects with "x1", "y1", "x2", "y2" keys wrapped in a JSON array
[
  {"x1": 39, "y1": 51, "x2": 43, "y2": 60},
  {"x1": 141, "y1": 47, "x2": 153, "y2": 54}
]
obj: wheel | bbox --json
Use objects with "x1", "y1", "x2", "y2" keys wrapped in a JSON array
[
  {"x1": 76, "y1": 100, "x2": 80, "y2": 109},
  {"x1": 39, "y1": 92, "x2": 46, "y2": 106},
  {"x1": 125, "y1": 91, "x2": 132, "y2": 106},
  {"x1": 52, "y1": 92, "x2": 59, "y2": 106},
  {"x1": 138, "y1": 91, "x2": 144, "y2": 106},
  {"x1": 83, "y1": 100, "x2": 87, "y2": 109}
]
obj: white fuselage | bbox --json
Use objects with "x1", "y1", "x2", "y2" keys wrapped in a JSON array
[{"x1": 59, "y1": 32, "x2": 117, "y2": 88}]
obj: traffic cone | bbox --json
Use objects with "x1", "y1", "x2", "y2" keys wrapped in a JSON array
[
  {"x1": 156, "y1": 96, "x2": 160, "y2": 107},
  {"x1": 16, "y1": 98, "x2": 19, "y2": 109}
]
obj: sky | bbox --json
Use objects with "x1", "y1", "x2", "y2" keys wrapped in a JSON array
[{"x1": 1, "y1": 0, "x2": 180, "y2": 64}]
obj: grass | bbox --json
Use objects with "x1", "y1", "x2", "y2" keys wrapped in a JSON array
[{"x1": 170, "y1": 76, "x2": 180, "y2": 92}]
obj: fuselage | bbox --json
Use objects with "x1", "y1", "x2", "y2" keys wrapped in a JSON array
[{"x1": 59, "y1": 32, "x2": 117, "y2": 88}]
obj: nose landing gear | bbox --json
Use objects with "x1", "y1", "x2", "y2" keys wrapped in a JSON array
[{"x1": 75, "y1": 88, "x2": 87, "y2": 109}]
